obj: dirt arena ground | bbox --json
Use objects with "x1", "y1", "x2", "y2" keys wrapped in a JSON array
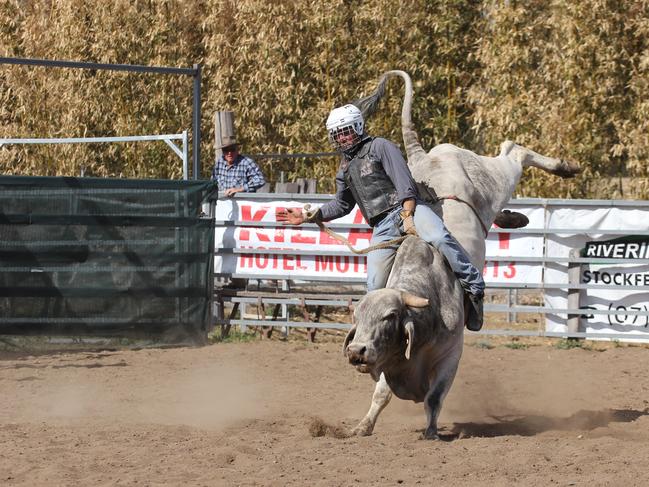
[{"x1": 1, "y1": 333, "x2": 649, "y2": 486}]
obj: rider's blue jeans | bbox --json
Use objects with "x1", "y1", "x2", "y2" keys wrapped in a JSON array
[{"x1": 366, "y1": 202, "x2": 485, "y2": 296}]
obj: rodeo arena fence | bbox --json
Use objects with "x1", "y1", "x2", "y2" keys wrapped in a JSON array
[
  {"x1": 214, "y1": 193, "x2": 649, "y2": 344},
  {"x1": 2, "y1": 56, "x2": 648, "y2": 347},
  {"x1": 0, "y1": 175, "x2": 218, "y2": 345},
  {"x1": 1, "y1": 174, "x2": 648, "y2": 346},
  {"x1": 0, "y1": 56, "x2": 216, "y2": 349}
]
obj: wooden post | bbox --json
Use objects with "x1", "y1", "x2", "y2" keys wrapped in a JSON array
[
  {"x1": 567, "y1": 248, "x2": 582, "y2": 337},
  {"x1": 507, "y1": 289, "x2": 513, "y2": 324},
  {"x1": 305, "y1": 178, "x2": 317, "y2": 194}
]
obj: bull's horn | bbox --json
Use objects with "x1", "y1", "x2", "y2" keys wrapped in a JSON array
[
  {"x1": 343, "y1": 325, "x2": 356, "y2": 356},
  {"x1": 401, "y1": 291, "x2": 429, "y2": 308},
  {"x1": 404, "y1": 320, "x2": 415, "y2": 360}
]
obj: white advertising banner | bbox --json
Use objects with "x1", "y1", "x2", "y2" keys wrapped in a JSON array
[
  {"x1": 543, "y1": 204, "x2": 649, "y2": 341},
  {"x1": 215, "y1": 199, "x2": 544, "y2": 284},
  {"x1": 484, "y1": 206, "x2": 545, "y2": 285},
  {"x1": 214, "y1": 199, "x2": 371, "y2": 280},
  {"x1": 215, "y1": 197, "x2": 649, "y2": 341}
]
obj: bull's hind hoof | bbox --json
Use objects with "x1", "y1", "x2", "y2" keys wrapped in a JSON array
[
  {"x1": 494, "y1": 209, "x2": 529, "y2": 229},
  {"x1": 555, "y1": 159, "x2": 581, "y2": 178}
]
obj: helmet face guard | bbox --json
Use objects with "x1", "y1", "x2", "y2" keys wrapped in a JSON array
[
  {"x1": 328, "y1": 124, "x2": 363, "y2": 152},
  {"x1": 326, "y1": 104, "x2": 365, "y2": 152}
]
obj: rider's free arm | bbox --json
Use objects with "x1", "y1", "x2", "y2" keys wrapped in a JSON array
[{"x1": 277, "y1": 164, "x2": 353, "y2": 225}]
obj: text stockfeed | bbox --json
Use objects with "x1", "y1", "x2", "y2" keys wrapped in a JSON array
[{"x1": 582, "y1": 270, "x2": 649, "y2": 286}]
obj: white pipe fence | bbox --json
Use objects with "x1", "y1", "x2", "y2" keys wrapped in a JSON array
[
  {"x1": 0, "y1": 132, "x2": 189, "y2": 179},
  {"x1": 214, "y1": 193, "x2": 649, "y2": 342}
]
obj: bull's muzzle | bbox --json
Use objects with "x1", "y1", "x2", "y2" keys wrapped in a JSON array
[{"x1": 346, "y1": 343, "x2": 369, "y2": 366}]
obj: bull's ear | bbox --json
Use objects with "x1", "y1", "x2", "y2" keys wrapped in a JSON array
[
  {"x1": 343, "y1": 325, "x2": 356, "y2": 356},
  {"x1": 404, "y1": 319, "x2": 415, "y2": 360},
  {"x1": 401, "y1": 291, "x2": 429, "y2": 308}
]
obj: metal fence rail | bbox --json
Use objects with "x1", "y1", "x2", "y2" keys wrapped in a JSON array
[
  {"x1": 0, "y1": 133, "x2": 189, "y2": 179},
  {"x1": 214, "y1": 193, "x2": 649, "y2": 341},
  {"x1": 0, "y1": 56, "x2": 202, "y2": 178}
]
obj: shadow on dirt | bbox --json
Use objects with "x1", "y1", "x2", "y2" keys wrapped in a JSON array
[{"x1": 443, "y1": 408, "x2": 649, "y2": 440}]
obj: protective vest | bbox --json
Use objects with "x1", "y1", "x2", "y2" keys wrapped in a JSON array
[{"x1": 343, "y1": 138, "x2": 400, "y2": 226}]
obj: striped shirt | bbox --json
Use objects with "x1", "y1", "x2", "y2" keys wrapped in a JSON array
[{"x1": 211, "y1": 154, "x2": 266, "y2": 192}]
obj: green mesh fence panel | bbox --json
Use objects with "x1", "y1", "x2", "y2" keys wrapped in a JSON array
[{"x1": 0, "y1": 176, "x2": 218, "y2": 345}]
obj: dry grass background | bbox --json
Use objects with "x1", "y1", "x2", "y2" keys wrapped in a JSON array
[{"x1": 1, "y1": 0, "x2": 648, "y2": 197}]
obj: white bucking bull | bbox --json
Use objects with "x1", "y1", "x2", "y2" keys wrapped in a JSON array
[{"x1": 343, "y1": 70, "x2": 580, "y2": 439}]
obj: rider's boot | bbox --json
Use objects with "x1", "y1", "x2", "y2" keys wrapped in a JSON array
[{"x1": 464, "y1": 292, "x2": 484, "y2": 331}]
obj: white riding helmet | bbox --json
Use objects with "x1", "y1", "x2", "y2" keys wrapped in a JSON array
[{"x1": 326, "y1": 104, "x2": 365, "y2": 152}]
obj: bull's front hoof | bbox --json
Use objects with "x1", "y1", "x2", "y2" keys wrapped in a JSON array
[
  {"x1": 351, "y1": 421, "x2": 373, "y2": 437},
  {"x1": 422, "y1": 427, "x2": 440, "y2": 440}
]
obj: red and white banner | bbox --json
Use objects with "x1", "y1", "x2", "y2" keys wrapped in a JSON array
[
  {"x1": 214, "y1": 199, "x2": 543, "y2": 283},
  {"x1": 484, "y1": 206, "x2": 545, "y2": 283},
  {"x1": 215, "y1": 197, "x2": 649, "y2": 341}
]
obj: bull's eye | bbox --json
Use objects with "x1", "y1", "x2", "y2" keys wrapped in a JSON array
[{"x1": 382, "y1": 310, "x2": 398, "y2": 322}]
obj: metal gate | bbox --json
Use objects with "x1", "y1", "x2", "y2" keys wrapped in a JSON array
[{"x1": 0, "y1": 175, "x2": 217, "y2": 345}]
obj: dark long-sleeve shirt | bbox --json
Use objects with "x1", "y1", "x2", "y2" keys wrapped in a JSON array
[{"x1": 319, "y1": 137, "x2": 419, "y2": 222}]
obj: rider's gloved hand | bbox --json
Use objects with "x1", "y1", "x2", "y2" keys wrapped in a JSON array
[
  {"x1": 400, "y1": 210, "x2": 418, "y2": 236},
  {"x1": 303, "y1": 206, "x2": 322, "y2": 223}
]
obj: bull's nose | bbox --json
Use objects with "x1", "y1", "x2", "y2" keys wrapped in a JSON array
[{"x1": 347, "y1": 343, "x2": 368, "y2": 365}]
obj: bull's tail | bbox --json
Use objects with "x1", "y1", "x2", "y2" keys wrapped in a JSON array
[{"x1": 353, "y1": 70, "x2": 427, "y2": 163}]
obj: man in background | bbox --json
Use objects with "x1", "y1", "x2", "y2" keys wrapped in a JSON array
[{"x1": 211, "y1": 136, "x2": 266, "y2": 196}]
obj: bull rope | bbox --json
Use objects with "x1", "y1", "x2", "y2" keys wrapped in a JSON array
[{"x1": 303, "y1": 204, "x2": 406, "y2": 255}]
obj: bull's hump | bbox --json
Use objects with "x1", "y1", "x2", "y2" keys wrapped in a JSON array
[
  {"x1": 399, "y1": 236, "x2": 433, "y2": 260},
  {"x1": 387, "y1": 236, "x2": 464, "y2": 333},
  {"x1": 388, "y1": 237, "x2": 435, "y2": 282}
]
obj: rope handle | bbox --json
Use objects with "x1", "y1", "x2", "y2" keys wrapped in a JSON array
[
  {"x1": 301, "y1": 192, "x2": 489, "y2": 254},
  {"x1": 303, "y1": 204, "x2": 407, "y2": 255}
]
